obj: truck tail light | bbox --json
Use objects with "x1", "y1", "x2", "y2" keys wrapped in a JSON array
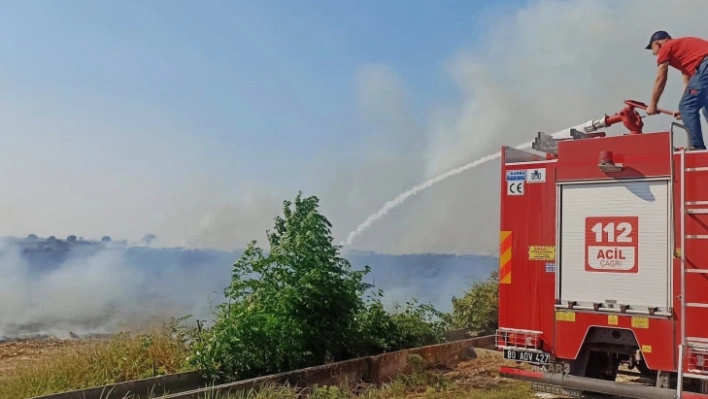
[
  {"x1": 496, "y1": 328, "x2": 542, "y2": 350},
  {"x1": 687, "y1": 347, "x2": 708, "y2": 374}
]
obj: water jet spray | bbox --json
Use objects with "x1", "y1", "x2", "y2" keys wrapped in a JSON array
[{"x1": 341, "y1": 99, "x2": 676, "y2": 248}]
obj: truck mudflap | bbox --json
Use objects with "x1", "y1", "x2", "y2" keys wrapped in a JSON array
[{"x1": 499, "y1": 366, "x2": 708, "y2": 399}]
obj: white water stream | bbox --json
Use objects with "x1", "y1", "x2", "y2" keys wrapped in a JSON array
[{"x1": 341, "y1": 124, "x2": 588, "y2": 247}]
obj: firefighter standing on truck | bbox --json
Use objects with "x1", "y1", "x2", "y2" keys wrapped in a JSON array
[{"x1": 645, "y1": 30, "x2": 708, "y2": 150}]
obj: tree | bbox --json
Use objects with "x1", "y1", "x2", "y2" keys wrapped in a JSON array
[
  {"x1": 446, "y1": 270, "x2": 499, "y2": 337},
  {"x1": 66, "y1": 235, "x2": 77, "y2": 242},
  {"x1": 354, "y1": 294, "x2": 448, "y2": 355},
  {"x1": 101, "y1": 236, "x2": 112, "y2": 243},
  {"x1": 27, "y1": 234, "x2": 38, "y2": 241},
  {"x1": 188, "y1": 192, "x2": 372, "y2": 381},
  {"x1": 141, "y1": 234, "x2": 157, "y2": 246}
]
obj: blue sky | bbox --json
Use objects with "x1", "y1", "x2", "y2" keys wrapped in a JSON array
[
  {"x1": 0, "y1": 0, "x2": 702, "y2": 253},
  {"x1": 0, "y1": 0, "x2": 522, "y2": 186},
  {"x1": 0, "y1": 0, "x2": 525, "y2": 245}
]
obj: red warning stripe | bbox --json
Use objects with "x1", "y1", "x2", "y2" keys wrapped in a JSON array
[
  {"x1": 499, "y1": 366, "x2": 543, "y2": 379},
  {"x1": 500, "y1": 231, "x2": 512, "y2": 284}
]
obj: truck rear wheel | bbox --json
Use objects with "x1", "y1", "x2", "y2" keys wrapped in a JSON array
[
  {"x1": 584, "y1": 350, "x2": 621, "y2": 381},
  {"x1": 636, "y1": 356, "x2": 657, "y2": 379}
]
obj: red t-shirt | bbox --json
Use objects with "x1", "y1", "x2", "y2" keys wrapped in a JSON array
[{"x1": 657, "y1": 37, "x2": 708, "y2": 77}]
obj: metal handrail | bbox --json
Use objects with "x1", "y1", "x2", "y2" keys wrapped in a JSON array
[{"x1": 671, "y1": 121, "x2": 688, "y2": 398}]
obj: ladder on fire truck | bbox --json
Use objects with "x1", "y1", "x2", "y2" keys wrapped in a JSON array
[{"x1": 675, "y1": 121, "x2": 708, "y2": 398}]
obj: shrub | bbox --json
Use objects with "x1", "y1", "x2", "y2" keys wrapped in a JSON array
[
  {"x1": 188, "y1": 193, "x2": 372, "y2": 381},
  {"x1": 354, "y1": 294, "x2": 447, "y2": 355},
  {"x1": 445, "y1": 270, "x2": 499, "y2": 337},
  {"x1": 187, "y1": 192, "x2": 447, "y2": 383}
]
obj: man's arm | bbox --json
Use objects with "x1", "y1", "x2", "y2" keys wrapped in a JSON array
[{"x1": 649, "y1": 62, "x2": 670, "y2": 113}]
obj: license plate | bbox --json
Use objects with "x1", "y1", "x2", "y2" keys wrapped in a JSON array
[{"x1": 502, "y1": 348, "x2": 551, "y2": 364}]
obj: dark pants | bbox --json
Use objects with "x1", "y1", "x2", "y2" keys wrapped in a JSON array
[{"x1": 678, "y1": 56, "x2": 708, "y2": 150}]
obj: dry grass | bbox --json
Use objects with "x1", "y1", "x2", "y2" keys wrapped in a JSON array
[
  {"x1": 0, "y1": 326, "x2": 191, "y2": 399},
  {"x1": 198, "y1": 354, "x2": 536, "y2": 399},
  {"x1": 205, "y1": 375, "x2": 534, "y2": 399},
  {"x1": 0, "y1": 338, "x2": 96, "y2": 377},
  {"x1": 0, "y1": 331, "x2": 536, "y2": 399}
]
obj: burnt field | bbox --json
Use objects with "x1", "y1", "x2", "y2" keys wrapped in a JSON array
[
  {"x1": 0, "y1": 337, "x2": 101, "y2": 377},
  {"x1": 0, "y1": 235, "x2": 496, "y2": 341}
]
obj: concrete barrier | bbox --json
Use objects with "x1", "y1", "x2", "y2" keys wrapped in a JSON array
[
  {"x1": 162, "y1": 336, "x2": 499, "y2": 399},
  {"x1": 443, "y1": 328, "x2": 470, "y2": 342},
  {"x1": 30, "y1": 335, "x2": 498, "y2": 399},
  {"x1": 29, "y1": 371, "x2": 206, "y2": 399}
]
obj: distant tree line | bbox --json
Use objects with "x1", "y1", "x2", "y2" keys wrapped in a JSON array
[
  {"x1": 20, "y1": 233, "x2": 159, "y2": 246},
  {"x1": 25, "y1": 233, "x2": 104, "y2": 242}
]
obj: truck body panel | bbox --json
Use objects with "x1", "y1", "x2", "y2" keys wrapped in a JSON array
[
  {"x1": 498, "y1": 156, "x2": 557, "y2": 354},
  {"x1": 558, "y1": 179, "x2": 671, "y2": 310}
]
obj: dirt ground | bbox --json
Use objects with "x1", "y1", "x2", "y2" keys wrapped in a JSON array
[
  {"x1": 441, "y1": 355, "x2": 650, "y2": 399},
  {"x1": 445, "y1": 354, "x2": 518, "y2": 388}
]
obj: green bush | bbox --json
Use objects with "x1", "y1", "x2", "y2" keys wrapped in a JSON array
[
  {"x1": 353, "y1": 292, "x2": 447, "y2": 356},
  {"x1": 186, "y1": 192, "x2": 446, "y2": 382},
  {"x1": 445, "y1": 270, "x2": 499, "y2": 337}
]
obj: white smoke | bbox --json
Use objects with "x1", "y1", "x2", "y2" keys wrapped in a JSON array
[
  {"x1": 0, "y1": 238, "x2": 232, "y2": 339},
  {"x1": 341, "y1": 124, "x2": 595, "y2": 247},
  {"x1": 326, "y1": 0, "x2": 708, "y2": 254},
  {"x1": 342, "y1": 150, "x2": 509, "y2": 247}
]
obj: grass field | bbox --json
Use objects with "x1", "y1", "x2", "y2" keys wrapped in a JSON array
[{"x1": 0, "y1": 327, "x2": 192, "y2": 399}]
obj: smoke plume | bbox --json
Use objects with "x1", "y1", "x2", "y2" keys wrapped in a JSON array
[
  {"x1": 0, "y1": 237, "x2": 494, "y2": 339},
  {"x1": 325, "y1": 0, "x2": 708, "y2": 255},
  {"x1": 0, "y1": 0, "x2": 706, "y2": 339},
  {"x1": 0, "y1": 238, "x2": 234, "y2": 339}
]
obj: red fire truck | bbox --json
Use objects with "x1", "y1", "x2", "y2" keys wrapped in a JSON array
[{"x1": 496, "y1": 100, "x2": 708, "y2": 399}]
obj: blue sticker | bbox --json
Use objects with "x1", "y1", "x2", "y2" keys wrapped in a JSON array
[
  {"x1": 506, "y1": 170, "x2": 527, "y2": 181},
  {"x1": 545, "y1": 262, "x2": 556, "y2": 273}
]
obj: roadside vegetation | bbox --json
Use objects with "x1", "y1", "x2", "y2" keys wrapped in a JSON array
[
  {"x1": 183, "y1": 193, "x2": 448, "y2": 382},
  {"x1": 0, "y1": 192, "x2": 502, "y2": 398},
  {"x1": 0, "y1": 325, "x2": 190, "y2": 398},
  {"x1": 443, "y1": 270, "x2": 499, "y2": 337},
  {"x1": 200, "y1": 354, "x2": 534, "y2": 399}
]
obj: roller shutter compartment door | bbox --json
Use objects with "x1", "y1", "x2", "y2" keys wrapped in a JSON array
[{"x1": 559, "y1": 180, "x2": 670, "y2": 309}]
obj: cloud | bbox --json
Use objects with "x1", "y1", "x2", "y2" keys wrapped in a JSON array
[{"x1": 329, "y1": 0, "x2": 708, "y2": 255}]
